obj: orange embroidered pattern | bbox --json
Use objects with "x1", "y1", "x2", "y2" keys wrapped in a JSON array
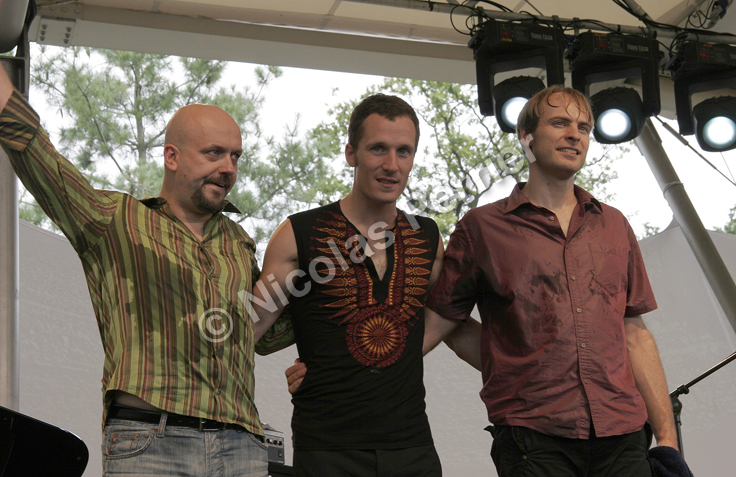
[{"x1": 314, "y1": 211, "x2": 434, "y2": 367}]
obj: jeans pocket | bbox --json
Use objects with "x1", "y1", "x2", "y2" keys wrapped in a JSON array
[
  {"x1": 103, "y1": 427, "x2": 156, "y2": 460},
  {"x1": 245, "y1": 431, "x2": 269, "y2": 452}
]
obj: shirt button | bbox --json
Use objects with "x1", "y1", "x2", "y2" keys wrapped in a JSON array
[
  {"x1": 581, "y1": 343, "x2": 586, "y2": 348},
  {"x1": 584, "y1": 379, "x2": 589, "y2": 384},
  {"x1": 571, "y1": 275, "x2": 576, "y2": 281},
  {"x1": 576, "y1": 308, "x2": 582, "y2": 313},
  {"x1": 549, "y1": 216, "x2": 555, "y2": 221}
]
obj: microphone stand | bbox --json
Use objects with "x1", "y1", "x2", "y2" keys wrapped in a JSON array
[{"x1": 669, "y1": 349, "x2": 736, "y2": 457}]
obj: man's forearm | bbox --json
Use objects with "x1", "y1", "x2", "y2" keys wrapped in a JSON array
[
  {"x1": 444, "y1": 317, "x2": 482, "y2": 371},
  {"x1": 423, "y1": 307, "x2": 460, "y2": 355},
  {"x1": 626, "y1": 317, "x2": 679, "y2": 449},
  {"x1": 255, "y1": 310, "x2": 295, "y2": 355}
]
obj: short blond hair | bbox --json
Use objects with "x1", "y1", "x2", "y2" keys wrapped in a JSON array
[{"x1": 516, "y1": 86, "x2": 593, "y2": 136}]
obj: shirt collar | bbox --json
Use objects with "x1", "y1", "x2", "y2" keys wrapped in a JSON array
[
  {"x1": 140, "y1": 197, "x2": 242, "y2": 214},
  {"x1": 503, "y1": 182, "x2": 602, "y2": 214}
]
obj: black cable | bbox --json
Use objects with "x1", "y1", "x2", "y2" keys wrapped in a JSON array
[
  {"x1": 453, "y1": 0, "x2": 736, "y2": 48},
  {"x1": 473, "y1": 0, "x2": 514, "y2": 14},
  {"x1": 610, "y1": 0, "x2": 736, "y2": 39}
]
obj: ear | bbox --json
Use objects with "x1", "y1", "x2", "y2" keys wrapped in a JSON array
[
  {"x1": 518, "y1": 131, "x2": 537, "y2": 164},
  {"x1": 345, "y1": 143, "x2": 357, "y2": 167},
  {"x1": 163, "y1": 144, "x2": 180, "y2": 172},
  {"x1": 519, "y1": 130, "x2": 533, "y2": 147}
]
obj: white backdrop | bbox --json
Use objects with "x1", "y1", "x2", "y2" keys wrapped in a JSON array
[{"x1": 16, "y1": 219, "x2": 736, "y2": 476}]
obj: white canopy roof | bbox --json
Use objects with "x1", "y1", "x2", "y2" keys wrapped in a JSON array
[{"x1": 29, "y1": 0, "x2": 736, "y2": 115}]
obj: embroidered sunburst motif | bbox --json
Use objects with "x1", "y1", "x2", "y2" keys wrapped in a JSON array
[
  {"x1": 346, "y1": 307, "x2": 408, "y2": 367},
  {"x1": 314, "y1": 210, "x2": 434, "y2": 367}
]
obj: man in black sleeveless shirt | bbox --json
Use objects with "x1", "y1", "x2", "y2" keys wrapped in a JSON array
[{"x1": 252, "y1": 94, "x2": 444, "y2": 476}]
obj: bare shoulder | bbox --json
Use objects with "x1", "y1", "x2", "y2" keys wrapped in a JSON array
[{"x1": 263, "y1": 218, "x2": 299, "y2": 268}]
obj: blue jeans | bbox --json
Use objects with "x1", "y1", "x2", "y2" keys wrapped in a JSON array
[{"x1": 102, "y1": 413, "x2": 268, "y2": 477}]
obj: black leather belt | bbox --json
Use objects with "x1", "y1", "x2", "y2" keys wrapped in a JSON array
[{"x1": 108, "y1": 405, "x2": 246, "y2": 432}]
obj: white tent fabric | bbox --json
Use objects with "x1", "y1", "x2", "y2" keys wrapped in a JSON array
[
  {"x1": 639, "y1": 224, "x2": 736, "y2": 476},
  {"x1": 17, "y1": 218, "x2": 736, "y2": 476}
]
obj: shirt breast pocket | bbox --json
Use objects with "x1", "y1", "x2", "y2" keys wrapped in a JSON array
[{"x1": 588, "y1": 243, "x2": 629, "y2": 297}]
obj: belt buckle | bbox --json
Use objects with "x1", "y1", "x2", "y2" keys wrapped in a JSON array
[{"x1": 198, "y1": 419, "x2": 221, "y2": 432}]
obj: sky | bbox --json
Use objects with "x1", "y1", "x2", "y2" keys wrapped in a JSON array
[{"x1": 235, "y1": 61, "x2": 736, "y2": 238}]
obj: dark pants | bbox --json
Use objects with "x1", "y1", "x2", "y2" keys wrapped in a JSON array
[
  {"x1": 489, "y1": 425, "x2": 653, "y2": 477},
  {"x1": 293, "y1": 444, "x2": 442, "y2": 477}
]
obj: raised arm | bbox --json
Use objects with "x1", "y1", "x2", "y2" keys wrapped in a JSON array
[
  {"x1": 625, "y1": 315, "x2": 678, "y2": 450},
  {"x1": 251, "y1": 218, "x2": 300, "y2": 343},
  {"x1": 0, "y1": 63, "x2": 115, "y2": 254}
]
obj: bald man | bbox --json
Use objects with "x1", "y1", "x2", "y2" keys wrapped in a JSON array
[{"x1": 0, "y1": 68, "x2": 291, "y2": 477}]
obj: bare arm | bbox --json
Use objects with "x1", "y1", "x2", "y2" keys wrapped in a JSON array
[
  {"x1": 423, "y1": 306, "x2": 460, "y2": 355},
  {"x1": 251, "y1": 219, "x2": 300, "y2": 343},
  {"x1": 443, "y1": 316, "x2": 482, "y2": 371},
  {"x1": 422, "y1": 238, "x2": 457, "y2": 355},
  {"x1": 625, "y1": 315, "x2": 679, "y2": 450},
  {"x1": 423, "y1": 307, "x2": 482, "y2": 370},
  {"x1": 423, "y1": 236, "x2": 482, "y2": 369}
]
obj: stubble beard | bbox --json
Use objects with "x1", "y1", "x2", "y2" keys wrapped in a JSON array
[{"x1": 192, "y1": 186, "x2": 225, "y2": 215}]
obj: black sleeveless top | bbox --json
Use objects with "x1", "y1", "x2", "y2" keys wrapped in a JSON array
[{"x1": 288, "y1": 201, "x2": 440, "y2": 450}]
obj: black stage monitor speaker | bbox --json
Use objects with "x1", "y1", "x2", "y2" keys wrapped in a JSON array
[{"x1": 0, "y1": 406, "x2": 88, "y2": 477}]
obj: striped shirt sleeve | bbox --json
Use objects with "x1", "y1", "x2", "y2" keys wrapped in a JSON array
[{"x1": 0, "y1": 90, "x2": 116, "y2": 254}]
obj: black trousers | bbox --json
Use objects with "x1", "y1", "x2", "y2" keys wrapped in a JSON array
[
  {"x1": 490, "y1": 425, "x2": 653, "y2": 477},
  {"x1": 293, "y1": 444, "x2": 442, "y2": 477}
]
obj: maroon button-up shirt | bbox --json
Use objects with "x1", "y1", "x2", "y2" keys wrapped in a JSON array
[{"x1": 426, "y1": 184, "x2": 657, "y2": 439}]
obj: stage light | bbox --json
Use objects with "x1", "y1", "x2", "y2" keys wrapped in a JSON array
[
  {"x1": 493, "y1": 76, "x2": 546, "y2": 133},
  {"x1": 693, "y1": 96, "x2": 736, "y2": 151},
  {"x1": 668, "y1": 41, "x2": 736, "y2": 152},
  {"x1": 566, "y1": 32, "x2": 661, "y2": 144},
  {"x1": 591, "y1": 87, "x2": 645, "y2": 143},
  {"x1": 469, "y1": 20, "x2": 565, "y2": 130}
]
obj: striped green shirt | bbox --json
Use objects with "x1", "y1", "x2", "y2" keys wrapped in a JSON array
[{"x1": 0, "y1": 90, "x2": 294, "y2": 435}]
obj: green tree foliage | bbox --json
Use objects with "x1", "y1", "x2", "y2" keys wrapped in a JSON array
[
  {"x1": 717, "y1": 205, "x2": 736, "y2": 234},
  {"x1": 23, "y1": 50, "x2": 628, "y2": 242},
  {"x1": 640, "y1": 222, "x2": 662, "y2": 239},
  {"x1": 24, "y1": 46, "x2": 336, "y2": 244},
  {"x1": 309, "y1": 77, "x2": 623, "y2": 238}
]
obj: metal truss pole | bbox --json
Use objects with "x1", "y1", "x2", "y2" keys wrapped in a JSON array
[{"x1": 635, "y1": 119, "x2": 736, "y2": 334}]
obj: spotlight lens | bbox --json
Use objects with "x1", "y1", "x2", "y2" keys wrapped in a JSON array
[
  {"x1": 596, "y1": 109, "x2": 631, "y2": 141},
  {"x1": 702, "y1": 116, "x2": 736, "y2": 148},
  {"x1": 501, "y1": 97, "x2": 528, "y2": 128}
]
